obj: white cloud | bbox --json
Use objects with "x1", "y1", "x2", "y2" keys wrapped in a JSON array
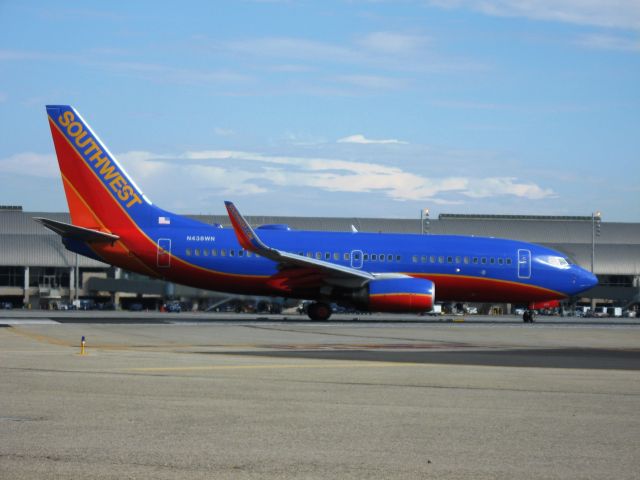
[
  {"x1": 214, "y1": 127, "x2": 235, "y2": 136},
  {"x1": 222, "y1": 32, "x2": 432, "y2": 64},
  {"x1": 110, "y1": 148, "x2": 554, "y2": 203},
  {"x1": 0, "y1": 29, "x2": 478, "y2": 98},
  {"x1": 337, "y1": 134, "x2": 408, "y2": 145},
  {"x1": 0, "y1": 152, "x2": 58, "y2": 178},
  {"x1": 104, "y1": 61, "x2": 251, "y2": 85},
  {"x1": 2, "y1": 146, "x2": 553, "y2": 207},
  {"x1": 462, "y1": 177, "x2": 554, "y2": 199},
  {"x1": 0, "y1": 49, "x2": 252, "y2": 87},
  {"x1": 428, "y1": 0, "x2": 640, "y2": 30},
  {"x1": 335, "y1": 74, "x2": 408, "y2": 90},
  {"x1": 576, "y1": 33, "x2": 640, "y2": 51},
  {"x1": 357, "y1": 32, "x2": 430, "y2": 55},
  {"x1": 0, "y1": 49, "x2": 88, "y2": 64},
  {"x1": 205, "y1": 33, "x2": 483, "y2": 79},
  {"x1": 220, "y1": 37, "x2": 359, "y2": 63},
  {"x1": 118, "y1": 151, "x2": 173, "y2": 180}
]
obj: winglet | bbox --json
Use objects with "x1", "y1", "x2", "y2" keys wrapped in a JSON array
[
  {"x1": 224, "y1": 201, "x2": 270, "y2": 253},
  {"x1": 224, "y1": 201, "x2": 374, "y2": 283}
]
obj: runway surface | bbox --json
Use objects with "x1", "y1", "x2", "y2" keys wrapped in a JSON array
[{"x1": 1, "y1": 312, "x2": 639, "y2": 479}]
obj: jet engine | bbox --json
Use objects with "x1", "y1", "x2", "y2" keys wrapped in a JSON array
[{"x1": 354, "y1": 277, "x2": 435, "y2": 313}]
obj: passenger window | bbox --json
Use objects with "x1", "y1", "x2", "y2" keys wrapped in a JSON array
[
  {"x1": 238, "y1": 250, "x2": 244, "y2": 257},
  {"x1": 506, "y1": 258, "x2": 512, "y2": 265},
  {"x1": 430, "y1": 255, "x2": 435, "y2": 263},
  {"x1": 387, "y1": 254, "x2": 393, "y2": 261},
  {"x1": 463, "y1": 256, "x2": 469, "y2": 264},
  {"x1": 447, "y1": 256, "x2": 453, "y2": 263},
  {"x1": 379, "y1": 254, "x2": 385, "y2": 262},
  {"x1": 421, "y1": 256, "x2": 427, "y2": 263},
  {"x1": 344, "y1": 253, "x2": 350, "y2": 261},
  {"x1": 372, "y1": 254, "x2": 377, "y2": 261},
  {"x1": 221, "y1": 249, "x2": 227, "y2": 257},
  {"x1": 481, "y1": 257, "x2": 487, "y2": 264},
  {"x1": 195, "y1": 248, "x2": 200, "y2": 256},
  {"x1": 473, "y1": 257, "x2": 478, "y2": 264},
  {"x1": 498, "y1": 258, "x2": 503, "y2": 265},
  {"x1": 455, "y1": 256, "x2": 461, "y2": 263},
  {"x1": 247, "y1": 251, "x2": 252, "y2": 257},
  {"x1": 230, "y1": 250, "x2": 235, "y2": 257},
  {"x1": 307, "y1": 252, "x2": 312, "y2": 258},
  {"x1": 212, "y1": 249, "x2": 217, "y2": 256},
  {"x1": 412, "y1": 255, "x2": 418, "y2": 263},
  {"x1": 490, "y1": 258, "x2": 495, "y2": 264},
  {"x1": 333, "y1": 253, "x2": 339, "y2": 261},
  {"x1": 203, "y1": 249, "x2": 209, "y2": 257},
  {"x1": 325, "y1": 252, "x2": 330, "y2": 260},
  {"x1": 364, "y1": 254, "x2": 369, "y2": 261},
  {"x1": 186, "y1": 248, "x2": 192, "y2": 256},
  {"x1": 396, "y1": 255, "x2": 401, "y2": 261}
]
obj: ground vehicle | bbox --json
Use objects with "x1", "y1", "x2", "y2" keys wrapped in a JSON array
[
  {"x1": 574, "y1": 306, "x2": 591, "y2": 317},
  {"x1": 607, "y1": 307, "x2": 622, "y2": 317},
  {"x1": 164, "y1": 302, "x2": 182, "y2": 313}
]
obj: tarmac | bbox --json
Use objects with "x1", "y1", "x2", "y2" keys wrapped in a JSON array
[{"x1": 1, "y1": 311, "x2": 639, "y2": 479}]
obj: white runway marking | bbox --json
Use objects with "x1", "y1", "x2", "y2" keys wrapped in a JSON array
[{"x1": 0, "y1": 319, "x2": 61, "y2": 325}]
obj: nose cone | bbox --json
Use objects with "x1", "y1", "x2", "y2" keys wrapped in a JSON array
[{"x1": 571, "y1": 266, "x2": 598, "y2": 294}]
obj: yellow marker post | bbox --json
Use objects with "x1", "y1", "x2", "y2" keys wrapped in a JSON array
[{"x1": 80, "y1": 336, "x2": 86, "y2": 355}]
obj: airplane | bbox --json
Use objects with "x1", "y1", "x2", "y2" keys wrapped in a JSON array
[{"x1": 37, "y1": 105, "x2": 598, "y2": 321}]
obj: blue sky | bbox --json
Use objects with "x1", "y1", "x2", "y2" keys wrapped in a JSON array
[{"x1": 0, "y1": 1, "x2": 638, "y2": 220}]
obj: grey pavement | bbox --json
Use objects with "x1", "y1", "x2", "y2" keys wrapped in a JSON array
[{"x1": 1, "y1": 317, "x2": 639, "y2": 479}]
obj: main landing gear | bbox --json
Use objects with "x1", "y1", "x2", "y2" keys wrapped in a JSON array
[
  {"x1": 307, "y1": 302, "x2": 332, "y2": 321},
  {"x1": 523, "y1": 310, "x2": 535, "y2": 323}
]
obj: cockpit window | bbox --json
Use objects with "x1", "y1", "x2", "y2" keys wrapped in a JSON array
[{"x1": 538, "y1": 255, "x2": 571, "y2": 269}]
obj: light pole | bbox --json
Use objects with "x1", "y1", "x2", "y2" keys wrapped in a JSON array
[
  {"x1": 591, "y1": 211, "x2": 601, "y2": 274},
  {"x1": 421, "y1": 208, "x2": 430, "y2": 234}
]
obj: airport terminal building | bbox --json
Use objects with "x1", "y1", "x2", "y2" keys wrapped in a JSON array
[{"x1": 1, "y1": 206, "x2": 639, "y2": 311}]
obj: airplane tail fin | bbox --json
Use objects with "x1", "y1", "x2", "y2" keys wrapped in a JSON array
[{"x1": 45, "y1": 105, "x2": 152, "y2": 233}]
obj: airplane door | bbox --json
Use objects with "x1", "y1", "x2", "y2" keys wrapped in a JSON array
[
  {"x1": 157, "y1": 238, "x2": 171, "y2": 268},
  {"x1": 351, "y1": 250, "x2": 363, "y2": 269},
  {"x1": 517, "y1": 249, "x2": 531, "y2": 279}
]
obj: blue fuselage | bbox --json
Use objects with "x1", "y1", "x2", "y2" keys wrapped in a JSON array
[{"x1": 133, "y1": 210, "x2": 597, "y2": 303}]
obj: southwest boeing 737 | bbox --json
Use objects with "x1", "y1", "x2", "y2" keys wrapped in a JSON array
[{"x1": 37, "y1": 105, "x2": 598, "y2": 320}]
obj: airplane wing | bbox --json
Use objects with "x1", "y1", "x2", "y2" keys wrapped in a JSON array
[
  {"x1": 225, "y1": 201, "x2": 375, "y2": 287},
  {"x1": 33, "y1": 217, "x2": 120, "y2": 243}
]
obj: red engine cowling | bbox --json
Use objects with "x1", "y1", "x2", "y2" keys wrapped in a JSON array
[
  {"x1": 364, "y1": 277, "x2": 435, "y2": 313},
  {"x1": 529, "y1": 299, "x2": 560, "y2": 310}
]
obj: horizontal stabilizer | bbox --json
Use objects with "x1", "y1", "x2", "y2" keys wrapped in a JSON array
[{"x1": 33, "y1": 217, "x2": 119, "y2": 243}]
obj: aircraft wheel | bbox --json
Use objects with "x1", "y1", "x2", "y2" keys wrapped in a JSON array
[
  {"x1": 522, "y1": 310, "x2": 535, "y2": 323},
  {"x1": 307, "y1": 302, "x2": 332, "y2": 321}
]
